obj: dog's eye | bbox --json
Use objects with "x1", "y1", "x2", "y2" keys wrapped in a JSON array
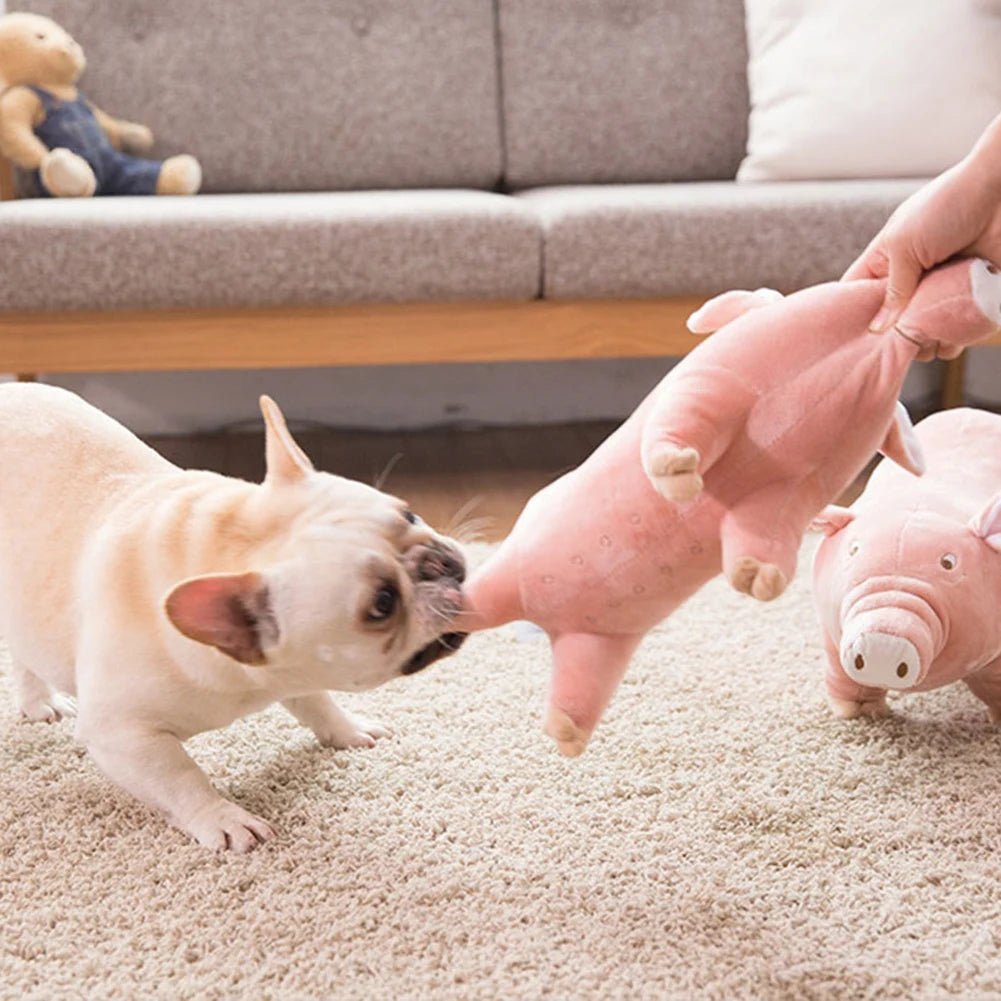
[
  {"x1": 403, "y1": 510, "x2": 420, "y2": 525},
  {"x1": 367, "y1": 583, "x2": 399, "y2": 621}
]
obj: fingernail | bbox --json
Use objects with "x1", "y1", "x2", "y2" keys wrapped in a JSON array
[{"x1": 868, "y1": 308, "x2": 893, "y2": 332}]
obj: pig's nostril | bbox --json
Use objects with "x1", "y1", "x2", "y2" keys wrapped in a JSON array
[
  {"x1": 854, "y1": 654, "x2": 865, "y2": 671},
  {"x1": 897, "y1": 662, "x2": 909, "y2": 678}
]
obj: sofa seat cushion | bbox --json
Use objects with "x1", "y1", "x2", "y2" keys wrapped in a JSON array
[
  {"x1": 518, "y1": 179, "x2": 926, "y2": 298},
  {"x1": 0, "y1": 191, "x2": 542, "y2": 312}
]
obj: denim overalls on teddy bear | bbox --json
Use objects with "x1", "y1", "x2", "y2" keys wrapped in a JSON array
[{"x1": 26, "y1": 85, "x2": 161, "y2": 196}]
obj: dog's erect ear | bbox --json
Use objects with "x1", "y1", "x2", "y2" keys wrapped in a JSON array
[
  {"x1": 260, "y1": 395, "x2": 314, "y2": 486},
  {"x1": 164, "y1": 571, "x2": 279, "y2": 665}
]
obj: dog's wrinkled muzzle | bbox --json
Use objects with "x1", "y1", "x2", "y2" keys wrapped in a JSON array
[{"x1": 401, "y1": 631, "x2": 467, "y2": 674}]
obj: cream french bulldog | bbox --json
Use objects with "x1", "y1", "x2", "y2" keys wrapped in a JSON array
[{"x1": 0, "y1": 384, "x2": 467, "y2": 851}]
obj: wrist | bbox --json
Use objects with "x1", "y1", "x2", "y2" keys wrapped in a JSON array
[{"x1": 960, "y1": 115, "x2": 1001, "y2": 201}]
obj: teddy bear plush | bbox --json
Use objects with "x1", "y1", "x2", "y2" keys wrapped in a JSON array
[
  {"x1": 461, "y1": 258, "x2": 1001, "y2": 758},
  {"x1": 0, "y1": 12, "x2": 200, "y2": 197}
]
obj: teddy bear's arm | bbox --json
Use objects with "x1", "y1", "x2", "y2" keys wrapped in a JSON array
[
  {"x1": 90, "y1": 104, "x2": 153, "y2": 155},
  {"x1": 0, "y1": 86, "x2": 48, "y2": 169}
]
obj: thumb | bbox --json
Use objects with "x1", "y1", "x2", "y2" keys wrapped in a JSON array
[{"x1": 869, "y1": 247, "x2": 923, "y2": 332}]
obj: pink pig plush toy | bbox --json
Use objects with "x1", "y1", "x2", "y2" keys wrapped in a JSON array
[
  {"x1": 462, "y1": 258, "x2": 1001, "y2": 757},
  {"x1": 812, "y1": 407, "x2": 1001, "y2": 720}
]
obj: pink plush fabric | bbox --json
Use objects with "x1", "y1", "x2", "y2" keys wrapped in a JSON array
[
  {"x1": 812, "y1": 407, "x2": 1001, "y2": 720},
  {"x1": 464, "y1": 258, "x2": 1001, "y2": 757}
]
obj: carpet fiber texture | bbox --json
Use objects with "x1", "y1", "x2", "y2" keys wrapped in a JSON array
[{"x1": 3, "y1": 539, "x2": 1001, "y2": 1000}]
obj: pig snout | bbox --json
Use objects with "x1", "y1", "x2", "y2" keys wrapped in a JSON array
[
  {"x1": 836, "y1": 581, "x2": 944, "y2": 692},
  {"x1": 840, "y1": 632, "x2": 922, "y2": 691}
]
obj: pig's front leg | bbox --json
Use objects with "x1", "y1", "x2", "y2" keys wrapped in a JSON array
[
  {"x1": 545, "y1": 631, "x2": 643, "y2": 758},
  {"x1": 719, "y1": 486, "x2": 802, "y2": 601},
  {"x1": 964, "y1": 658, "x2": 1001, "y2": 722},
  {"x1": 641, "y1": 369, "x2": 756, "y2": 503},
  {"x1": 823, "y1": 634, "x2": 890, "y2": 719}
]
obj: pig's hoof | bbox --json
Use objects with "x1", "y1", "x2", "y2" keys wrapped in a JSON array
[
  {"x1": 646, "y1": 444, "x2": 703, "y2": 503},
  {"x1": 544, "y1": 708, "x2": 590, "y2": 758},
  {"x1": 828, "y1": 695, "x2": 890, "y2": 720},
  {"x1": 730, "y1": 557, "x2": 787, "y2": 601}
]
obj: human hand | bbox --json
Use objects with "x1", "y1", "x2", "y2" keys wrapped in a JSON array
[{"x1": 844, "y1": 116, "x2": 1001, "y2": 332}]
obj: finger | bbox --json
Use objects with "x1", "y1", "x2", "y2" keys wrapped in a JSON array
[
  {"x1": 842, "y1": 242, "x2": 887, "y2": 282},
  {"x1": 869, "y1": 247, "x2": 923, "y2": 332}
]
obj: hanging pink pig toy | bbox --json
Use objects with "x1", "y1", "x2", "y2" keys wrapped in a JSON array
[
  {"x1": 462, "y1": 258, "x2": 1001, "y2": 756},
  {"x1": 813, "y1": 407, "x2": 1001, "y2": 719}
]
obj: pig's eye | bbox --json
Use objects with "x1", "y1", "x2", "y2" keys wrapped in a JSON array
[
  {"x1": 848, "y1": 541, "x2": 860, "y2": 556},
  {"x1": 940, "y1": 553, "x2": 957, "y2": 570}
]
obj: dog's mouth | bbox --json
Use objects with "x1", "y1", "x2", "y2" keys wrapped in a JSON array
[{"x1": 401, "y1": 631, "x2": 467, "y2": 675}]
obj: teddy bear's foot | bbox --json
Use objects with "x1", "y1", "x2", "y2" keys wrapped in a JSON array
[
  {"x1": 646, "y1": 444, "x2": 703, "y2": 503},
  {"x1": 40, "y1": 147, "x2": 96, "y2": 197},
  {"x1": 157, "y1": 154, "x2": 202, "y2": 195},
  {"x1": 827, "y1": 694, "x2": 891, "y2": 720},
  {"x1": 730, "y1": 556, "x2": 787, "y2": 601}
]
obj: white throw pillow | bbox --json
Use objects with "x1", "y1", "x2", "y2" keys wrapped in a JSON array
[{"x1": 738, "y1": 0, "x2": 1001, "y2": 182}]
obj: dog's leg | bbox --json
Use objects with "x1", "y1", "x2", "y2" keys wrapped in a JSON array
[
  {"x1": 282, "y1": 694, "x2": 392, "y2": 749},
  {"x1": 82, "y1": 724, "x2": 276, "y2": 852},
  {"x1": 12, "y1": 662, "x2": 73, "y2": 723}
]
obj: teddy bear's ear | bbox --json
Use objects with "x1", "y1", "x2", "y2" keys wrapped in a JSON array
[
  {"x1": 810, "y1": 505, "x2": 855, "y2": 537},
  {"x1": 970, "y1": 492, "x2": 1001, "y2": 553}
]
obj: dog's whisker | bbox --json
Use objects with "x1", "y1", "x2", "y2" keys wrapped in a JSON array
[
  {"x1": 444, "y1": 495, "x2": 484, "y2": 537},
  {"x1": 374, "y1": 452, "x2": 404, "y2": 491},
  {"x1": 452, "y1": 516, "x2": 494, "y2": 545}
]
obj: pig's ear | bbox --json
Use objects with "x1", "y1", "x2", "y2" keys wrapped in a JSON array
[
  {"x1": 970, "y1": 493, "x2": 1001, "y2": 553},
  {"x1": 879, "y1": 402, "x2": 926, "y2": 477},
  {"x1": 810, "y1": 505, "x2": 855, "y2": 536},
  {"x1": 686, "y1": 287, "x2": 783, "y2": 335}
]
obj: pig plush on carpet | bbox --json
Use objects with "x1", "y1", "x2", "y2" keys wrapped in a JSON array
[
  {"x1": 464, "y1": 259, "x2": 1001, "y2": 757},
  {"x1": 813, "y1": 407, "x2": 1001, "y2": 720}
]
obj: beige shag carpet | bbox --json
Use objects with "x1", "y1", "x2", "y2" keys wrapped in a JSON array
[{"x1": 3, "y1": 539, "x2": 1001, "y2": 1000}]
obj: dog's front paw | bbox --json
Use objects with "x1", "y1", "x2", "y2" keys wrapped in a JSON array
[
  {"x1": 316, "y1": 711, "x2": 393, "y2": 750},
  {"x1": 18, "y1": 693, "x2": 76, "y2": 724},
  {"x1": 645, "y1": 443, "x2": 703, "y2": 503},
  {"x1": 185, "y1": 800, "x2": 276, "y2": 853}
]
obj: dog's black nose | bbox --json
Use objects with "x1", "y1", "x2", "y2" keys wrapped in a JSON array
[{"x1": 418, "y1": 544, "x2": 466, "y2": 583}]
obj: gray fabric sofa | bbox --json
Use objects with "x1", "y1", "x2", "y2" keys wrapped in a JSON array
[{"x1": 0, "y1": 0, "x2": 965, "y2": 398}]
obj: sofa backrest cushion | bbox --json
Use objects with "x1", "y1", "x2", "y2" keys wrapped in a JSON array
[
  {"x1": 498, "y1": 0, "x2": 750, "y2": 189},
  {"x1": 18, "y1": 0, "x2": 504, "y2": 193}
]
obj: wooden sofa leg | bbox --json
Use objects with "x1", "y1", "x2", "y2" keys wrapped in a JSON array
[
  {"x1": 15, "y1": 373, "x2": 37, "y2": 382},
  {"x1": 940, "y1": 355, "x2": 966, "y2": 410}
]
